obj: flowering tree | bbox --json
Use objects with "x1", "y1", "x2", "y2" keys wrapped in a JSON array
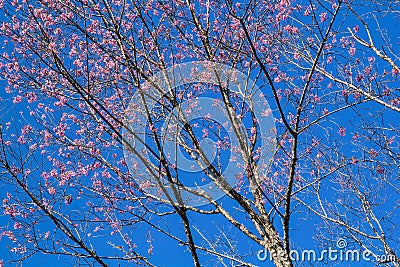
[{"x1": 0, "y1": 0, "x2": 399, "y2": 266}]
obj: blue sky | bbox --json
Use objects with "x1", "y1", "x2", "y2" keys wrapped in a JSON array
[{"x1": 0, "y1": 1, "x2": 399, "y2": 267}]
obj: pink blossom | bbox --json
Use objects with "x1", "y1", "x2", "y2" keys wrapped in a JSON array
[
  {"x1": 339, "y1": 127, "x2": 346, "y2": 137},
  {"x1": 13, "y1": 95, "x2": 22, "y2": 103},
  {"x1": 202, "y1": 128, "x2": 208, "y2": 138},
  {"x1": 101, "y1": 170, "x2": 111, "y2": 178},
  {"x1": 73, "y1": 59, "x2": 83, "y2": 67},
  {"x1": 348, "y1": 47, "x2": 356, "y2": 56},
  {"x1": 139, "y1": 180, "x2": 151, "y2": 189},
  {"x1": 48, "y1": 42, "x2": 56, "y2": 51},
  {"x1": 48, "y1": 187, "x2": 56, "y2": 195},
  {"x1": 356, "y1": 73, "x2": 364, "y2": 82},
  {"x1": 320, "y1": 12, "x2": 327, "y2": 22},
  {"x1": 93, "y1": 180, "x2": 102, "y2": 188},
  {"x1": 13, "y1": 222, "x2": 22, "y2": 230},
  {"x1": 64, "y1": 195, "x2": 72, "y2": 205},
  {"x1": 283, "y1": 25, "x2": 299, "y2": 34},
  {"x1": 147, "y1": 245, "x2": 153, "y2": 255},
  {"x1": 262, "y1": 109, "x2": 272, "y2": 117},
  {"x1": 148, "y1": 124, "x2": 157, "y2": 132},
  {"x1": 369, "y1": 149, "x2": 378, "y2": 158},
  {"x1": 377, "y1": 166, "x2": 384, "y2": 174},
  {"x1": 54, "y1": 28, "x2": 62, "y2": 35},
  {"x1": 304, "y1": 7, "x2": 310, "y2": 16},
  {"x1": 17, "y1": 135, "x2": 26, "y2": 144}
]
